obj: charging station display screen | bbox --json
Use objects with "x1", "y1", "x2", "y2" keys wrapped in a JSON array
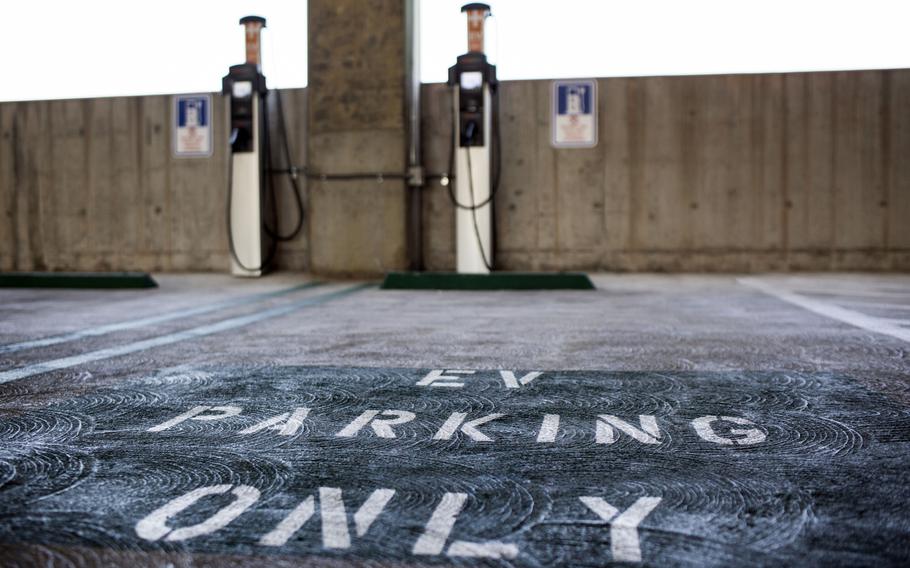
[
  {"x1": 460, "y1": 71, "x2": 483, "y2": 91},
  {"x1": 232, "y1": 81, "x2": 253, "y2": 99}
]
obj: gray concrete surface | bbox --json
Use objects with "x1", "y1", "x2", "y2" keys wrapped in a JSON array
[
  {"x1": 0, "y1": 89, "x2": 309, "y2": 273},
  {"x1": 306, "y1": 0, "x2": 409, "y2": 276},
  {"x1": 0, "y1": 273, "x2": 908, "y2": 566}
]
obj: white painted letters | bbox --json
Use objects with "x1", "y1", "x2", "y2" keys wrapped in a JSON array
[
  {"x1": 416, "y1": 370, "x2": 543, "y2": 389},
  {"x1": 259, "y1": 487, "x2": 396, "y2": 548},
  {"x1": 145, "y1": 405, "x2": 766, "y2": 452},
  {"x1": 596, "y1": 415, "x2": 661, "y2": 445},
  {"x1": 499, "y1": 371, "x2": 543, "y2": 389},
  {"x1": 537, "y1": 414, "x2": 560, "y2": 442},
  {"x1": 413, "y1": 492, "x2": 518, "y2": 559},
  {"x1": 579, "y1": 496, "x2": 662, "y2": 563},
  {"x1": 416, "y1": 369, "x2": 475, "y2": 388},
  {"x1": 353, "y1": 488, "x2": 396, "y2": 536},
  {"x1": 433, "y1": 412, "x2": 505, "y2": 442},
  {"x1": 136, "y1": 483, "x2": 671, "y2": 562},
  {"x1": 259, "y1": 495, "x2": 315, "y2": 547},
  {"x1": 320, "y1": 487, "x2": 352, "y2": 548},
  {"x1": 691, "y1": 415, "x2": 766, "y2": 445},
  {"x1": 135, "y1": 484, "x2": 260, "y2": 542},
  {"x1": 147, "y1": 405, "x2": 243, "y2": 432},
  {"x1": 240, "y1": 407, "x2": 310, "y2": 436},
  {"x1": 337, "y1": 410, "x2": 416, "y2": 438},
  {"x1": 413, "y1": 492, "x2": 465, "y2": 555}
]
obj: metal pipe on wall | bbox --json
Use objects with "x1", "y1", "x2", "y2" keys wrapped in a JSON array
[{"x1": 404, "y1": 0, "x2": 424, "y2": 271}]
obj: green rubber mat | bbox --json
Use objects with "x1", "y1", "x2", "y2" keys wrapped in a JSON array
[
  {"x1": 0, "y1": 272, "x2": 158, "y2": 289},
  {"x1": 381, "y1": 272, "x2": 595, "y2": 290}
]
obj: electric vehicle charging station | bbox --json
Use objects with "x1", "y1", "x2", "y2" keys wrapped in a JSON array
[
  {"x1": 223, "y1": 16, "x2": 268, "y2": 277},
  {"x1": 448, "y1": 3, "x2": 497, "y2": 274},
  {"x1": 382, "y1": 2, "x2": 593, "y2": 289}
]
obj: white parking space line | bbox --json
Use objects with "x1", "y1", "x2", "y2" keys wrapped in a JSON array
[
  {"x1": 0, "y1": 284, "x2": 371, "y2": 385},
  {"x1": 791, "y1": 288, "x2": 910, "y2": 300},
  {"x1": 0, "y1": 281, "x2": 323, "y2": 356},
  {"x1": 739, "y1": 278, "x2": 910, "y2": 344},
  {"x1": 831, "y1": 300, "x2": 910, "y2": 311}
]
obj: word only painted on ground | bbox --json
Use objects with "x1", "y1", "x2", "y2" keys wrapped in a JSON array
[
  {"x1": 136, "y1": 484, "x2": 660, "y2": 563},
  {"x1": 146, "y1": 405, "x2": 767, "y2": 446}
]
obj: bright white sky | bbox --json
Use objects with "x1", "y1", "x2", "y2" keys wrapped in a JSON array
[{"x1": 2, "y1": 0, "x2": 909, "y2": 101}]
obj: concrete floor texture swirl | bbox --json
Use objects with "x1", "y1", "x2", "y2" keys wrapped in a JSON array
[{"x1": 0, "y1": 273, "x2": 908, "y2": 567}]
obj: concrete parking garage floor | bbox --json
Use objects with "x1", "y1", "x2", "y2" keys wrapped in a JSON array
[{"x1": 0, "y1": 273, "x2": 908, "y2": 567}]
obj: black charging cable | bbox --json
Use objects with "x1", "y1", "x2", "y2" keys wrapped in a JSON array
[
  {"x1": 262, "y1": 90, "x2": 305, "y2": 241},
  {"x1": 225, "y1": 89, "x2": 307, "y2": 273},
  {"x1": 463, "y1": 135, "x2": 494, "y2": 272},
  {"x1": 444, "y1": 90, "x2": 502, "y2": 211}
]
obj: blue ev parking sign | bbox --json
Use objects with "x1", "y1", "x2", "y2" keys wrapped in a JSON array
[
  {"x1": 552, "y1": 80, "x2": 598, "y2": 148},
  {"x1": 173, "y1": 94, "x2": 213, "y2": 157}
]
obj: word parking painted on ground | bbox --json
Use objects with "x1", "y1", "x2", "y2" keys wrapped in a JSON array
[{"x1": 146, "y1": 404, "x2": 767, "y2": 447}]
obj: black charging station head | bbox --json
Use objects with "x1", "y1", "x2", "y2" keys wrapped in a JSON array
[
  {"x1": 461, "y1": 3, "x2": 491, "y2": 13},
  {"x1": 239, "y1": 15, "x2": 267, "y2": 27}
]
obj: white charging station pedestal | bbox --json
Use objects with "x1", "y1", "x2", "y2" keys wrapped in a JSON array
[
  {"x1": 228, "y1": 87, "x2": 264, "y2": 277},
  {"x1": 454, "y1": 83, "x2": 493, "y2": 274}
]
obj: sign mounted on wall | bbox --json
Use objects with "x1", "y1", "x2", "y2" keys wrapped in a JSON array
[
  {"x1": 551, "y1": 80, "x2": 597, "y2": 148},
  {"x1": 173, "y1": 94, "x2": 213, "y2": 157}
]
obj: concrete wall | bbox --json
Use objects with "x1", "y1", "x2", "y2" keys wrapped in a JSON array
[
  {"x1": 0, "y1": 0, "x2": 413, "y2": 277},
  {"x1": 423, "y1": 70, "x2": 910, "y2": 271},
  {"x1": 306, "y1": 0, "x2": 409, "y2": 277},
  {"x1": 0, "y1": 90, "x2": 309, "y2": 272},
  {"x1": 2, "y1": 68, "x2": 908, "y2": 275}
]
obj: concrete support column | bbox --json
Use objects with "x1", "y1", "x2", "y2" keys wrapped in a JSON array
[{"x1": 307, "y1": 0, "x2": 408, "y2": 276}]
